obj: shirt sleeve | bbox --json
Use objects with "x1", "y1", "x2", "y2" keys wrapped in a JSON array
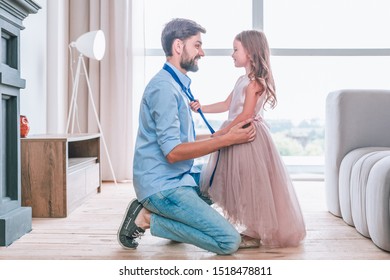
[{"x1": 147, "y1": 81, "x2": 182, "y2": 156}]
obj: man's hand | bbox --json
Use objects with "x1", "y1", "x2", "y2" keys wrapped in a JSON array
[
  {"x1": 166, "y1": 118, "x2": 256, "y2": 164},
  {"x1": 224, "y1": 119, "x2": 256, "y2": 145}
]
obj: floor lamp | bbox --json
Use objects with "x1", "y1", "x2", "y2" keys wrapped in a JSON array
[{"x1": 67, "y1": 30, "x2": 117, "y2": 184}]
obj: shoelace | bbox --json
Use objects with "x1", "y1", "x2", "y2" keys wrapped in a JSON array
[{"x1": 131, "y1": 229, "x2": 145, "y2": 239}]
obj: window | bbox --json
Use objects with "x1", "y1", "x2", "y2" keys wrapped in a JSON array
[
  {"x1": 132, "y1": 0, "x2": 253, "y2": 139},
  {"x1": 265, "y1": 0, "x2": 390, "y2": 49},
  {"x1": 133, "y1": 0, "x2": 390, "y2": 176},
  {"x1": 262, "y1": 0, "x2": 390, "y2": 176}
]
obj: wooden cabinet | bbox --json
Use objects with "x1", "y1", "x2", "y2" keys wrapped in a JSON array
[{"x1": 21, "y1": 134, "x2": 101, "y2": 217}]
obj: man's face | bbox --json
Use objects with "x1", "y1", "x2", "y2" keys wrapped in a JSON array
[{"x1": 180, "y1": 33, "x2": 205, "y2": 72}]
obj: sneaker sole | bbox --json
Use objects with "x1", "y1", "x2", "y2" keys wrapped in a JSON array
[{"x1": 117, "y1": 199, "x2": 143, "y2": 250}]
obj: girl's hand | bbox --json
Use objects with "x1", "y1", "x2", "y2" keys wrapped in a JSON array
[{"x1": 189, "y1": 100, "x2": 201, "y2": 112}]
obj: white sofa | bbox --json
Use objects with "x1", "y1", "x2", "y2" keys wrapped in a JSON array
[{"x1": 325, "y1": 89, "x2": 390, "y2": 252}]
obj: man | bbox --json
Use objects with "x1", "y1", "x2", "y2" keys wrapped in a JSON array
[{"x1": 118, "y1": 18, "x2": 256, "y2": 255}]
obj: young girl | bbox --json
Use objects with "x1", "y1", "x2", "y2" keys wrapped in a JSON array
[{"x1": 190, "y1": 30, "x2": 306, "y2": 248}]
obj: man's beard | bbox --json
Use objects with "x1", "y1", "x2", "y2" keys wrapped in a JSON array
[{"x1": 180, "y1": 49, "x2": 200, "y2": 72}]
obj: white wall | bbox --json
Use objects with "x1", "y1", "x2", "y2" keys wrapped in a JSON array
[{"x1": 19, "y1": 0, "x2": 48, "y2": 135}]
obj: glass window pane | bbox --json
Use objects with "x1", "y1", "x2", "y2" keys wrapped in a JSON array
[
  {"x1": 137, "y1": 0, "x2": 390, "y2": 162},
  {"x1": 269, "y1": 56, "x2": 390, "y2": 122},
  {"x1": 142, "y1": 55, "x2": 390, "y2": 157},
  {"x1": 144, "y1": 0, "x2": 252, "y2": 49},
  {"x1": 267, "y1": 56, "x2": 390, "y2": 157},
  {"x1": 264, "y1": 0, "x2": 390, "y2": 48}
]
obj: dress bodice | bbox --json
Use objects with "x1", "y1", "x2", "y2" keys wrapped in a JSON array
[{"x1": 227, "y1": 75, "x2": 265, "y2": 121}]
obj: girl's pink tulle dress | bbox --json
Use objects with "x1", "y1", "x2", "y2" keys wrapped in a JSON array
[{"x1": 201, "y1": 75, "x2": 306, "y2": 247}]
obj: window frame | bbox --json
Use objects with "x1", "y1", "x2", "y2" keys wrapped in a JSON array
[
  {"x1": 138, "y1": 0, "x2": 390, "y2": 177},
  {"x1": 145, "y1": 0, "x2": 390, "y2": 57}
]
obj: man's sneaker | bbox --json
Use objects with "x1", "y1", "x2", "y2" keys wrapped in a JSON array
[{"x1": 117, "y1": 199, "x2": 145, "y2": 249}]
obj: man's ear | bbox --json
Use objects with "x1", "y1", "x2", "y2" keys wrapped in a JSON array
[{"x1": 173, "y1": 39, "x2": 184, "y2": 55}]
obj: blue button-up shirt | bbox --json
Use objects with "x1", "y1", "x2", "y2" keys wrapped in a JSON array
[{"x1": 133, "y1": 63, "x2": 199, "y2": 201}]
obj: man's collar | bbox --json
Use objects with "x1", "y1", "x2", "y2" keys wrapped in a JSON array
[{"x1": 166, "y1": 62, "x2": 191, "y2": 89}]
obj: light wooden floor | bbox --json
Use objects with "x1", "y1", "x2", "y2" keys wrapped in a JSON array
[{"x1": 1, "y1": 180, "x2": 389, "y2": 260}]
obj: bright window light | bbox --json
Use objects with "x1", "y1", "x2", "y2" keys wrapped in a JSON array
[{"x1": 133, "y1": 0, "x2": 390, "y2": 173}]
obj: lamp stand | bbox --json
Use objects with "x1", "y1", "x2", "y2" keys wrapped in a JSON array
[{"x1": 66, "y1": 54, "x2": 117, "y2": 184}]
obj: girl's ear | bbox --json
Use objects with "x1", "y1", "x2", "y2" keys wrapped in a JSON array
[{"x1": 173, "y1": 39, "x2": 184, "y2": 55}]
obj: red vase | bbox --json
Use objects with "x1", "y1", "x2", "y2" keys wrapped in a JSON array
[{"x1": 20, "y1": 115, "x2": 30, "y2": 138}]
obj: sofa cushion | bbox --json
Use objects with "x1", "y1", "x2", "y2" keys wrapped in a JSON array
[
  {"x1": 366, "y1": 156, "x2": 390, "y2": 251},
  {"x1": 339, "y1": 147, "x2": 390, "y2": 226},
  {"x1": 350, "y1": 150, "x2": 390, "y2": 237}
]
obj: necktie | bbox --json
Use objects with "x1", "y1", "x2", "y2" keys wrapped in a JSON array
[
  {"x1": 163, "y1": 63, "x2": 219, "y2": 187},
  {"x1": 163, "y1": 63, "x2": 215, "y2": 134}
]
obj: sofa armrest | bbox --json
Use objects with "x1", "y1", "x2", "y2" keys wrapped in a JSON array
[{"x1": 325, "y1": 89, "x2": 390, "y2": 216}]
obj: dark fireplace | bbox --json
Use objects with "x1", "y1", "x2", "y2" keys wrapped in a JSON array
[{"x1": 0, "y1": 0, "x2": 40, "y2": 246}]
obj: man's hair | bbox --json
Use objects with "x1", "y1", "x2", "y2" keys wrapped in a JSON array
[{"x1": 161, "y1": 18, "x2": 206, "y2": 57}]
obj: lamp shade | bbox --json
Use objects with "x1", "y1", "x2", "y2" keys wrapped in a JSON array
[{"x1": 71, "y1": 30, "x2": 105, "y2": 60}]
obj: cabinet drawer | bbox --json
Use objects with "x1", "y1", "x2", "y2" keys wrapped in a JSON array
[
  {"x1": 86, "y1": 163, "x2": 100, "y2": 192},
  {"x1": 67, "y1": 169, "x2": 87, "y2": 213},
  {"x1": 67, "y1": 162, "x2": 100, "y2": 214}
]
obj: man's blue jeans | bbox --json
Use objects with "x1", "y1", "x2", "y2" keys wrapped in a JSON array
[{"x1": 140, "y1": 186, "x2": 240, "y2": 255}]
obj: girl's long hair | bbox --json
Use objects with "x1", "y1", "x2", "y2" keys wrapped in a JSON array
[{"x1": 235, "y1": 30, "x2": 277, "y2": 109}]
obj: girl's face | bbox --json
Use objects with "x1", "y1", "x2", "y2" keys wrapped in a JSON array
[{"x1": 232, "y1": 39, "x2": 249, "y2": 68}]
